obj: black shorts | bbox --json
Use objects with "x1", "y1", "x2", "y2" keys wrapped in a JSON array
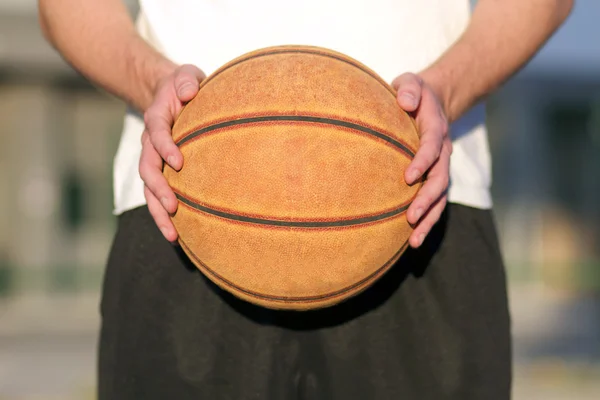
[{"x1": 98, "y1": 204, "x2": 511, "y2": 400}]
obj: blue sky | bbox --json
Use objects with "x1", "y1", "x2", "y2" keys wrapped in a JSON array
[{"x1": 523, "y1": 0, "x2": 600, "y2": 77}]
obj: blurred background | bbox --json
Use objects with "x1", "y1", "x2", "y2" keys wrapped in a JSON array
[{"x1": 0, "y1": 0, "x2": 599, "y2": 399}]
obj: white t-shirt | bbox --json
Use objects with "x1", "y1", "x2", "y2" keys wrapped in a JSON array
[{"x1": 112, "y1": 0, "x2": 492, "y2": 215}]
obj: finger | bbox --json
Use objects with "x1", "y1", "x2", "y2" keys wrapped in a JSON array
[
  {"x1": 144, "y1": 103, "x2": 183, "y2": 171},
  {"x1": 145, "y1": 185, "x2": 178, "y2": 242},
  {"x1": 174, "y1": 64, "x2": 206, "y2": 102},
  {"x1": 408, "y1": 194, "x2": 447, "y2": 248},
  {"x1": 392, "y1": 73, "x2": 423, "y2": 112},
  {"x1": 405, "y1": 134, "x2": 442, "y2": 185},
  {"x1": 405, "y1": 94, "x2": 448, "y2": 185},
  {"x1": 139, "y1": 132, "x2": 178, "y2": 214},
  {"x1": 407, "y1": 138, "x2": 451, "y2": 224}
]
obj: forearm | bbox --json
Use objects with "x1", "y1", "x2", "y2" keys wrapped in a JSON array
[
  {"x1": 421, "y1": 0, "x2": 574, "y2": 122},
  {"x1": 39, "y1": 0, "x2": 177, "y2": 112}
]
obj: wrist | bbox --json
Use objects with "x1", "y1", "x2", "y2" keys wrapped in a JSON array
[
  {"x1": 129, "y1": 35, "x2": 178, "y2": 111},
  {"x1": 418, "y1": 67, "x2": 456, "y2": 123},
  {"x1": 147, "y1": 57, "x2": 178, "y2": 95}
]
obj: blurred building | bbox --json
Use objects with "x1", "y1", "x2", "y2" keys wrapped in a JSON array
[
  {"x1": 0, "y1": 1, "x2": 138, "y2": 306},
  {"x1": 487, "y1": 2, "x2": 600, "y2": 292}
]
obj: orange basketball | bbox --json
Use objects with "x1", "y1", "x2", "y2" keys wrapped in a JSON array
[{"x1": 164, "y1": 45, "x2": 421, "y2": 310}]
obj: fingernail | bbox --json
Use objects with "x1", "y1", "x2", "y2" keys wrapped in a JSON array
[
  {"x1": 160, "y1": 226, "x2": 170, "y2": 238},
  {"x1": 161, "y1": 196, "x2": 169, "y2": 210},
  {"x1": 414, "y1": 207, "x2": 424, "y2": 221},
  {"x1": 167, "y1": 155, "x2": 176, "y2": 168},
  {"x1": 418, "y1": 233, "x2": 426, "y2": 246},
  {"x1": 177, "y1": 82, "x2": 194, "y2": 98},
  {"x1": 400, "y1": 92, "x2": 418, "y2": 108},
  {"x1": 409, "y1": 169, "x2": 421, "y2": 183}
]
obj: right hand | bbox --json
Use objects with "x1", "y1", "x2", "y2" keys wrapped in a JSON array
[{"x1": 139, "y1": 64, "x2": 205, "y2": 242}]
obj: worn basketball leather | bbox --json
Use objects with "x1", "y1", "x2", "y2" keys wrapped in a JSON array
[{"x1": 164, "y1": 45, "x2": 421, "y2": 310}]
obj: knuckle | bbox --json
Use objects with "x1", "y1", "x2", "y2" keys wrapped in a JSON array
[
  {"x1": 431, "y1": 171, "x2": 449, "y2": 190},
  {"x1": 396, "y1": 73, "x2": 422, "y2": 89},
  {"x1": 420, "y1": 136, "x2": 436, "y2": 150},
  {"x1": 441, "y1": 175, "x2": 450, "y2": 189},
  {"x1": 436, "y1": 178, "x2": 450, "y2": 195},
  {"x1": 440, "y1": 195, "x2": 448, "y2": 207},
  {"x1": 427, "y1": 146, "x2": 441, "y2": 165},
  {"x1": 173, "y1": 74, "x2": 187, "y2": 89},
  {"x1": 404, "y1": 83, "x2": 422, "y2": 96},
  {"x1": 139, "y1": 161, "x2": 158, "y2": 184},
  {"x1": 148, "y1": 130, "x2": 165, "y2": 150},
  {"x1": 415, "y1": 147, "x2": 437, "y2": 169},
  {"x1": 138, "y1": 162, "x2": 150, "y2": 181},
  {"x1": 417, "y1": 221, "x2": 432, "y2": 237},
  {"x1": 143, "y1": 185, "x2": 157, "y2": 204},
  {"x1": 143, "y1": 108, "x2": 154, "y2": 127},
  {"x1": 444, "y1": 139, "x2": 453, "y2": 155},
  {"x1": 426, "y1": 155, "x2": 437, "y2": 169},
  {"x1": 425, "y1": 194, "x2": 436, "y2": 206},
  {"x1": 160, "y1": 128, "x2": 175, "y2": 140},
  {"x1": 435, "y1": 140, "x2": 443, "y2": 157},
  {"x1": 440, "y1": 120, "x2": 449, "y2": 137},
  {"x1": 405, "y1": 72, "x2": 421, "y2": 85},
  {"x1": 152, "y1": 136, "x2": 173, "y2": 158},
  {"x1": 147, "y1": 202, "x2": 163, "y2": 222},
  {"x1": 174, "y1": 72, "x2": 194, "y2": 91},
  {"x1": 180, "y1": 64, "x2": 197, "y2": 75},
  {"x1": 433, "y1": 202, "x2": 446, "y2": 220},
  {"x1": 407, "y1": 84, "x2": 421, "y2": 97},
  {"x1": 419, "y1": 192, "x2": 435, "y2": 208},
  {"x1": 141, "y1": 131, "x2": 150, "y2": 146}
]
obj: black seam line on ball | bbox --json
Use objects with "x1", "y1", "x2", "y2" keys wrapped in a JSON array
[
  {"x1": 175, "y1": 115, "x2": 415, "y2": 158},
  {"x1": 176, "y1": 193, "x2": 409, "y2": 228}
]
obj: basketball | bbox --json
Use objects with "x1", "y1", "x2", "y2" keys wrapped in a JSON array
[{"x1": 163, "y1": 45, "x2": 421, "y2": 310}]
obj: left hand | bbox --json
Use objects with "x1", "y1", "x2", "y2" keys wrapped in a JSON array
[{"x1": 392, "y1": 73, "x2": 452, "y2": 248}]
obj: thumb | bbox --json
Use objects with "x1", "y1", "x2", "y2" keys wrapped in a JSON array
[
  {"x1": 174, "y1": 64, "x2": 206, "y2": 102},
  {"x1": 392, "y1": 73, "x2": 423, "y2": 112}
]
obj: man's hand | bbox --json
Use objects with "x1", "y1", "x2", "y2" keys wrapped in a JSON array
[
  {"x1": 388, "y1": 0, "x2": 573, "y2": 249},
  {"x1": 392, "y1": 73, "x2": 452, "y2": 249},
  {"x1": 139, "y1": 65, "x2": 205, "y2": 242}
]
